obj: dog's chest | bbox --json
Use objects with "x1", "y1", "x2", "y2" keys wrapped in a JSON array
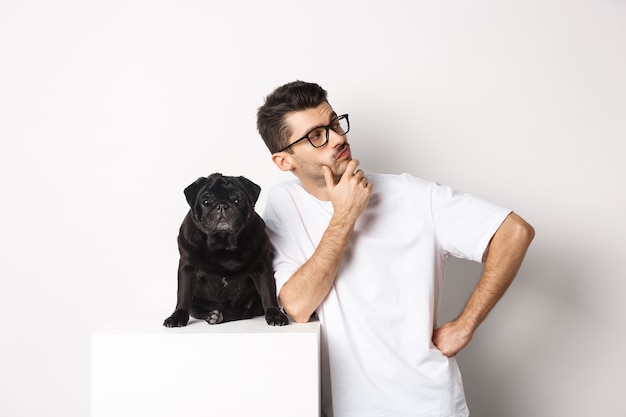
[{"x1": 204, "y1": 274, "x2": 253, "y2": 299}]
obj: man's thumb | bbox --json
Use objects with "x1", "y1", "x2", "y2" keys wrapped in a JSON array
[{"x1": 322, "y1": 165, "x2": 335, "y2": 189}]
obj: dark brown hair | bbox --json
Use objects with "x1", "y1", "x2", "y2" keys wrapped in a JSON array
[{"x1": 256, "y1": 81, "x2": 329, "y2": 153}]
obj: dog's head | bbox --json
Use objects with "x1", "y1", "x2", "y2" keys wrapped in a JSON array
[{"x1": 184, "y1": 173, "x2": 261, "y2": 250}]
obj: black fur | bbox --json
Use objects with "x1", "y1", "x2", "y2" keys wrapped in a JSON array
[{"x1": 163, "y1": 173, "x2": 288, "y2": 327}]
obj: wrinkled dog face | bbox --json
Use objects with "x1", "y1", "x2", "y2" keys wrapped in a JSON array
[
  {"x1": 185, "y1": 173, "x2": 261, "y2": 250},
  {"x1": 195, "y1": 183, "x2": 250, "y2": 234}
]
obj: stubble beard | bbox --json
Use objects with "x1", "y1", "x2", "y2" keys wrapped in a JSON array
[
  {"x1": 294, "y1": 143, "x2": 352, "y2": 188},
  {"x1": 329, "y1": 143, "x2": 352, "y2": 181}
]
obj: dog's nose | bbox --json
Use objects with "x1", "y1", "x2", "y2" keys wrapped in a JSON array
[{"x1": 216, "y1": 203, "x2": 229, "y2": 212}]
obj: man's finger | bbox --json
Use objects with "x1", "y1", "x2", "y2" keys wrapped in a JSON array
[
  {"x1": 322, "y1": 165, "x2": 335, "y2": 189},
  {"x1": 343, "y1": 159, "x2": 360, "y2": 179}
]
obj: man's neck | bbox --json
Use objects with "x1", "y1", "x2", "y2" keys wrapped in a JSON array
[{"x1": 297, "y1": 176, "x2": 331, "y2": 202}]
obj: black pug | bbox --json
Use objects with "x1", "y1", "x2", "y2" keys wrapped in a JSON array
[{"x1": 163, "y1": 173, "x2": 288, "y2": 327}]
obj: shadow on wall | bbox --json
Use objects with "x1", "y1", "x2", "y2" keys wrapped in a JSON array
[
  {"x1": 438, "y1": 257, "x2": 509, "y2": 417},
  {"x1": 441, "y1": 249, "x2": 613, "y2": 417}
]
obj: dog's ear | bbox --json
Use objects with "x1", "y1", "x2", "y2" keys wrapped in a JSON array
[
  {"x1": 184, "y1": 178, "x2": 207, "y2": 207},
  {"x1": 183, "y1": 173, "x2": 223, "y2": 207},
  {"x1": 235, "y1": 176, "x2": 261, "y2": 205}
]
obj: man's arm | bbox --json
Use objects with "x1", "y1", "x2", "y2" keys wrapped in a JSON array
[
  {"x1": 279, "y1": 160, "x2": 372, "y2": 323},
  {"x1": 432, "y1": 212, "x2": 535, "y2": 356}
]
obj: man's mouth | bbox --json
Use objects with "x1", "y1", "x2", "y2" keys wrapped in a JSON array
[{"x1": 336, "y1": 144, "x2": 351, "y2": 160}]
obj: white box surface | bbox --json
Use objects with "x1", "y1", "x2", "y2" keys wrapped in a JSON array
[{"x1": 92, "y1": 315, "x2": 320, "y2": 417}]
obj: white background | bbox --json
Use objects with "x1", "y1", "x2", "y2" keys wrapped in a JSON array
[{"x1": 1, "y1": 1, "x2": 625, "y2": 416}]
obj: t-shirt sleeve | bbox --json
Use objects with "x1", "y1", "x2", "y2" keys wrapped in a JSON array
[
  {"x1": 262, "y1": 186, "x2": 303, "y2": 298},
  {"x1": 429, "y1": 182, "x2": 511, "y2": 262}
]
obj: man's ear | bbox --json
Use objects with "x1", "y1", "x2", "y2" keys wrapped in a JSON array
[{"x1": 271, "y1": 152, "x2": 295, "y2": 172}]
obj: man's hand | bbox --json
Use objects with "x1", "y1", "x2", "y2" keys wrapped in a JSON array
[
  {"x1": 433, "y1": 212, "x2": 534, "y2": 357},
  {"x1": 278, "y1": 160, "x2": 372, "y2": 323},
  {"x1": 432, "y1": 320, "x2": 473, "y2": 357},
  {"x1": 322, "y1": 159, "x2": 372, "y2": 222}
]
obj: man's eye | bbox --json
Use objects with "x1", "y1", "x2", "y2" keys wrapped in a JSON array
[{"x1": 309, "y1": 128, "x2": 325, "y2": 143}]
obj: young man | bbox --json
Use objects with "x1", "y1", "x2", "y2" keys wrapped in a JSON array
[{"x1": 257, "y1": 81, "x2": 534, "y2": 417}]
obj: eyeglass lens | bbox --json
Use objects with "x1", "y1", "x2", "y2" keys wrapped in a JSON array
[{"x1": 308, "y1": 116, "x2": 349, "y2": 148}]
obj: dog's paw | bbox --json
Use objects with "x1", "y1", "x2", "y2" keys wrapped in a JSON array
[
  {"x1": 163, "y1": 309, "x2": 189, "y2": 328},
  {"x1": 206, "y1": 309, "x2": 224, "y2": 325},
  {"x1": 265, "y1": 307, "x2": 289, "y2": 326}
]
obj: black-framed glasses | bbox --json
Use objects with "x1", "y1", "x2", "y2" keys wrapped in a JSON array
[{"x1": 277, "y1": 114, "x2": 350, "y2": 153}]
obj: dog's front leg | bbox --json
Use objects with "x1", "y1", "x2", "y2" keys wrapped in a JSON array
[
  {"x1": 253, "y1": 266, "x2": 289, "y2": 326},
  {"x1": 163, "y1": 264, "x2": 197, "y2": 327}
]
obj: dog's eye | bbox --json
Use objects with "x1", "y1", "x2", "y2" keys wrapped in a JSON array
[
  {"x1": 233, "y1": 198, "x2": 240, "y2": 205},
  {"x1": 202, "y1": 199, "x2": 210, "y2": 206}
]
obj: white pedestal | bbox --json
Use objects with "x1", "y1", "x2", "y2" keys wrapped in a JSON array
[{"x1": 91, "y1": 315, "x2": 320, "y2": 417}]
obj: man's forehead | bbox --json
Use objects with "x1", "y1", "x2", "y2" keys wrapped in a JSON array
[{"x1": 285, "y1": 103, "x2": 336, "y2": 137}]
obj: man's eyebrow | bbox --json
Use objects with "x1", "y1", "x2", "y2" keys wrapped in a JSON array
[{"x1": 299, "y1": 112, "x2": 339, "y2": 138}]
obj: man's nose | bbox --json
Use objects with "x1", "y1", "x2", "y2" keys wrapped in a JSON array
[{"x1": 328, "y1": 128, "x2": 346, "y2": 147}]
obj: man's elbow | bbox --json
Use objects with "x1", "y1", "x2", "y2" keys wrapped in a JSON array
[
  {"x1": 290, "y1": 313, "x2": 313, "y2": 324},
  {"x1": 283, "y1": 305, "x2": 313, "y2": 323},
  {"x1": 279, "y1": 295, "x2": 313, "y2": 323},
  {"x1": 499, "y1": 213, "x2": 535, "y2": 256},
  {"x1": 512, "y1": 213, "x2": 535, "y2": 246}
]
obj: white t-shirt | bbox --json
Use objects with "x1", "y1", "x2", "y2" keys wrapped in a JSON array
[{"x1": 263, "y1": 173, "x2": 511, "y2": 417}]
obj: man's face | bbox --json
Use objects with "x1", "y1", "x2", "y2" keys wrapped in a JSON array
[{"x1": 280, "y1": 103, "x2": 352, "y2": 184}]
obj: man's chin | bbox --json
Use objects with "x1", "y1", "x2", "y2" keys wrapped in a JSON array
[
  {"x1": 338, "y1": 156, "x2": 353, "y2": 171},
  {"x1": 331, "y1": 160, "x2": 351, "y2": 181}
]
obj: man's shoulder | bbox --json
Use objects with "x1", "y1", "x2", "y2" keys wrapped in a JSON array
[
  {"x1": 267, "y1": 178, "x2": 303, "y2": 197},
  {"x1": 265, "y1": 179, "x2": 309, "y2": 212},
  {"x1": 368, "y1": 172, "x2": 435, "y2": 191}
]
